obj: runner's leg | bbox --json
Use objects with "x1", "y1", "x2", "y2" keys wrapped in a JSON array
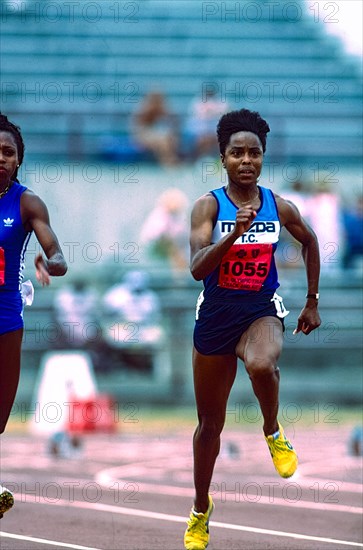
[
  {"x1": 0, "y1": 329, "x2": 23, "y2": 433},
  {"x1": 235, "y1": 316, "x2": 283, "y2": 436},
  {"x1": 192, "y1": 347, "x2": 237, "y2": 512}
]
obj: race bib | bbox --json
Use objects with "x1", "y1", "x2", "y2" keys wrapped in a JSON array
[
  {"x1": 218, "y1": 243, "x2": 273, "y2": 291},
  {"x1": 0, "y1": 247, "x2": 5, "y2": 285}
]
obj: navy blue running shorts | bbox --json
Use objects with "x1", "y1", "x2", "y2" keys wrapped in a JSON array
[
  {"x1": 0, "y1": 290, "x2": 24, "y2": 336},
  {"x1": 193, "y1": 291, "x2": 287, "y2": 356}
]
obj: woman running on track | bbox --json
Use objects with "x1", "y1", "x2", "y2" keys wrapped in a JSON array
[
  {"x1": 184, "y1": 108, "x2": 321, "y2": 550},
  {"x1": 0, "y1": 114, "x2": 68, "y2": 518}
]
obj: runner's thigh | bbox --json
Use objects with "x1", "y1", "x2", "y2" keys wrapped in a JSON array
[
  {"x1": 235, "y1": 316, "x2": 283, "y2": 366},
  {"x1": 193, "y1": 347, "x2": 238, "y2": 416},
  {"x1": 0, "y1": 328, "x2": 23, "y2": 433}
]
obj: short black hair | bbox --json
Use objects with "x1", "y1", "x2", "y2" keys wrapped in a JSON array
[
  {"x1": 0, "y1": 113, "x2": 25, "y2": 181},
  {"x1": 217, "y1": 109, "x2": 270, "y2": 155}
]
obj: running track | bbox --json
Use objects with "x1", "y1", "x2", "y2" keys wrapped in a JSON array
[{"x1": 1, "y1": 426, "x2": 362, "y2": 550}]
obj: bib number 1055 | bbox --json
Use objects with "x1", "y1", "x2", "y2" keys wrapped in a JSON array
[
  {"x1": 218, "y1": 243, "x2": 272, "y2": 291},
  {"x1": 221, "y1": 261, "x2": 268, "y2": 278}
]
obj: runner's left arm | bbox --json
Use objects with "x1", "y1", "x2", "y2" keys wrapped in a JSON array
[
  {"x1": 276, "y1": 195, "x2": 321, "y2": 335},
  {"x1": 21, "y1": 191, "x2": 68, "y2": 286}
]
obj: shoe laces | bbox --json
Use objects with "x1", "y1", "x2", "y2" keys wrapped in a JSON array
[
  {"x1": 187, "y1": 511, "x2": 208, "y2": 534},
  {"x1": 268, "y1": 433, "x2": 293, "y2": 455}
]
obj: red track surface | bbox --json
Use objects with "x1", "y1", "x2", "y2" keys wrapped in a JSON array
[{"x1": 1, "y1": 425, "x2": 362, "y2": 550}]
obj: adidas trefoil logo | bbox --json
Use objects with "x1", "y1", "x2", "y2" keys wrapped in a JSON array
[{"x1": 3, "y1": 218, "x2": 14, "y2": 227}]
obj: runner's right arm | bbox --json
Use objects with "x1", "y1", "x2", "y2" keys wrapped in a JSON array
[{"x1": 190, "y1": 194, "x2": 256, "y2": 281}]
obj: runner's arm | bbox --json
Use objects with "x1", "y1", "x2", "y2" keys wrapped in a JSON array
[
  {"x1": 190, "y1": 194, "x2": 256, "y2": 280},
  {"x1": 21, "y1": 191, "x2": 68, "y2": 285},
  {"x1": 277, "y1": 196, "x2": 321, "y2": 334}
]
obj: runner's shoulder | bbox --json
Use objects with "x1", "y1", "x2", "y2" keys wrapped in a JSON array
[
  {"x1": 193, "y1": 192, "x2": 218, "y2": 214},
  {"x1": 273, "y1": 192, "x2": 301, "y2": 224}
]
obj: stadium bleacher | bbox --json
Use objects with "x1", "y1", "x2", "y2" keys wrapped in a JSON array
[{"x1": 1, "y1": 0, "x2": 362, "y2": 162}]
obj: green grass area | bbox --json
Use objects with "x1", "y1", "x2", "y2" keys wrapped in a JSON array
[
  {"x1": 6, "y1": 404, "x2": 362, "y2": 436},
  {"x1": 127, "y1": 405, "x2": 363, "y2": 433}
]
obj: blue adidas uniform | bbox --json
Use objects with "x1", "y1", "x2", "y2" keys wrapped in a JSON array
[
  {"x1": 0, "y1": 182, "x2": 32, "y2": 335},
  {"x1": 194, "y1": 185, "x2": 288, "y2": 355}
]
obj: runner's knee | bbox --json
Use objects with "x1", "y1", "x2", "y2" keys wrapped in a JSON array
[
  {"x1": 197, "y1": 414, "x2": 225, "y2": 441},
  {"x1": 245, "y1": 356, "x2": 279, "y2": 380}
]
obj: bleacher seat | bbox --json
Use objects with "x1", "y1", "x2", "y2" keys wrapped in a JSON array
[{"x1": 0, "y1": 0, "x2": 361, "y2": 163}]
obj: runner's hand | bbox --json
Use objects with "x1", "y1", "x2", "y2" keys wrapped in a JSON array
[
  {"x1": 34, "y1": 254, "x2": 51, "y2": 286},
  {"x1": 293, "y1": 306, "x2": 321, "y2": 335},
  {"x1": 234, "y1": 206, "x2": 257, "y2": 237}
]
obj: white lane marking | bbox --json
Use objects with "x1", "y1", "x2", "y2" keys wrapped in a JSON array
[
  {"x1": 0, "y1": 532, "x2": 102, "y2": 550},
  {"x1": 288, "y1": 474, "x2": 363, "y2": 495},
  {"x1": 10, "y1": 494, "x2": 363, "y2": 548},
  {"x1": 95, "y1": 471, "x2": 363, "y2": 515},
  {"x1": 298, "y1": 457, "x2": 363, "y2": 477}
]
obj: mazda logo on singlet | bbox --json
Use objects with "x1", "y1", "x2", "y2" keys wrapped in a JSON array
[{"x1": 221, "y1": 221, "x2": 277, "y2": 233}]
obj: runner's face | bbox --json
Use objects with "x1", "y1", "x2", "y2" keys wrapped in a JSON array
[
  {"x1": 0, "y1": 132, "x2": 19, "y2": 186},
  {"x1": 221, "y1": 132, "x2": 263, "y2": 186}
]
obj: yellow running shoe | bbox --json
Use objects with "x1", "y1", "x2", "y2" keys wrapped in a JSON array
[
  {"x1": 265, "y1": 423, "x2": 298, "y2": 478},
  {"x1": 184, "y1": 495, "x2": 214, "y2": 550},
  {"x1": 0, "y1": 485, "x2": 14, "y2": 518}
]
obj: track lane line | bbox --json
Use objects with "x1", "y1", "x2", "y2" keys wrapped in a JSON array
[
  {"x1": 0, "y1": 532, "x2": 103, "y2": 550},
  {"x1": 95, "y1": 471, "x2": 363, "y2": 515},
  {"x1": 9, "y1": 493, "x2": 363, "y2": 548}
]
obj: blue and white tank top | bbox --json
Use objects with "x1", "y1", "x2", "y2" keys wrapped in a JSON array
[
  {"x1": 203, "y1": 185, "x2": 281, "y2": 300},
  {"x1": 0, "y1": 182, "x2": 32, "y2": 291}
]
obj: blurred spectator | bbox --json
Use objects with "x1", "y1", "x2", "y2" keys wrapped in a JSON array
[
  {"x1": 282, "y1": 180, "x2": 312, "y2": 221},
  {"x1": 309, "y1": 180, "x2": 342, "y2": 270},
  {"x1": 132, "y1": 90, "x2": 179, "y2": 166},
  {"x1": 103, "y1": 270, "x2": 160, "y2": 325},
  {"x1": 140, "y1": 188, "x2": 190, "y2": 272},
  {"x1": 184, "y1": 89, "x2": 228, "y2": 160},
  {"x1": 341, "y1": 196, "x2": 363, "y2": 269},
  {"x1": 53, "y1": 279, "x2": 99, "y2": 349},
  {"x1": 102, "y1": 270, "x2": 162, "y2": 372},
  {"x1": 277, "y1": 180, "x2": 312, "y2": 269}
]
